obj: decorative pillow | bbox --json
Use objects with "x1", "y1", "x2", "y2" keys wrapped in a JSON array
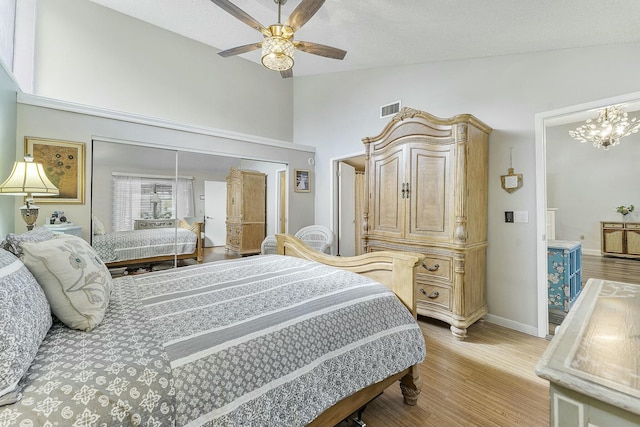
[
  {"x1": 92, "y1": 215, "x2": 105, "y2": 235},
  {"x1": 21, "y1": 235, "x2": 112, "y2": 332},
  {"x1": 1, "y1": 227, "x2": 56, "y2": 258},
  {"x1": 0, "y1": 249, "x2": 52, "y2": 405}
]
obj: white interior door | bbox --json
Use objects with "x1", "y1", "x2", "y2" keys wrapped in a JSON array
[
  {"x1": 204, "y1": 180, "x2": 227, "y2": 247},
  {"x1": 338, "y1": 162, "x2": 356, "y2": 256}
]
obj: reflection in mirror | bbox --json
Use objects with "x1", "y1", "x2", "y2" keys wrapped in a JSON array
[
  {"x1": 92, "y1": 140, "x2": 289, "y2": 274},
  {"x1": 176, "y1": 151, "x2": 287, "y2": 262},
  {"x1": 91, "y1": 140, "x2": 181, "y2": 275}
]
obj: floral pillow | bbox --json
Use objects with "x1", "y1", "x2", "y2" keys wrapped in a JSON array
[
  {"x1": 21, "y1": 235, "x2": 112, "y2": 332},
  {"x1": 0, "y1": 249, "x2": 52, "y2": 405},
  {"x1": 1, "y1": 226, "x2": 55, "y2": 258}
]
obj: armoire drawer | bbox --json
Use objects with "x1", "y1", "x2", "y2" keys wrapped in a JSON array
[
  {"x1": 417, "y1": 255, "x2": 452, "y2": 282},
  {"x1": 416, "y1": 282, "x2": 451, "y2": 310}
]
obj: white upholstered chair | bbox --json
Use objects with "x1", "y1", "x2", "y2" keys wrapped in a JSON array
[
  {"x1": 260, "y1": 235, "x2": 278, "y2": 255},
  {"x1": 294, "y1": 225, "x2": 334, "y2": 254}
]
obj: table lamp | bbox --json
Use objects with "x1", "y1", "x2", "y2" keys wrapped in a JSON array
[{"x1": 0, "y1": 154, "x2": 59, "y2": 230}]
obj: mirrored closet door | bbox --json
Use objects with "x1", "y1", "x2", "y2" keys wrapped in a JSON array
[{"x1": 91, "y1": 140, "x2": 180, "y2": 275}]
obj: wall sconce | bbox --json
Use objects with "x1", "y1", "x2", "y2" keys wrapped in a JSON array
[{"x1": 501, "y1": 148, "x2": 523, "y2": 193}]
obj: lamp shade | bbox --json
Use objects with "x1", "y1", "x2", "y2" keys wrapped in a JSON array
[{"x1": 0, "y1": 155, "x2": 59, "y2": 197}]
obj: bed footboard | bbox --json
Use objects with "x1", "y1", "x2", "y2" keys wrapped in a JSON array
[{"x1": 276, "y1": 234, "x2": 424, "y2": 315}]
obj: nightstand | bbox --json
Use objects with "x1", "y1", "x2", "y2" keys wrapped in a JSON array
[{"x1": 44, "y1": 224, "x2": 83, "y2": 237}]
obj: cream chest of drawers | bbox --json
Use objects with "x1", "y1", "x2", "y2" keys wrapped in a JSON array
[{"x1": 601, "y1": 221, "x2": 640, "y2": 259}]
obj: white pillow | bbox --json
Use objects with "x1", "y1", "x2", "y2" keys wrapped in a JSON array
[
  {"x1": 93, "y1": 215, "x2": 106, "y2": 235},
  {"x1": 0, "y1": 249, "x2": 51, "y2": 404},
  {"x1": 21, "y1": 235, "x2": 112, "y2": 332}
]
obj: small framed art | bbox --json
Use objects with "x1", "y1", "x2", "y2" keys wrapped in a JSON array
[
  {"x1": 26, "y1": 137, "x2": 85, "y2": 204},
  {"x1": 294, "y1": 169, "x2": 311, "y2": 193}
]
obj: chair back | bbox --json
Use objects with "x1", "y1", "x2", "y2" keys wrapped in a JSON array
[
  {"x1": 294, "y1": 225, "x2": 334, "y2": 254},
  {"x1": 260, "y1": 235, "x2": 278, "y2": 255}
]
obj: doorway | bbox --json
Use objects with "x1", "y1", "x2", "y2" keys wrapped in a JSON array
[
  {"x1": 204, "y1": 180, "x2": 227, "y2": 247},
  {"x1": 332, "y1": 154, "x2": 366, "y2": 256},
  {"x1": 535, "y1": 90, "x2": 640, "y2": 337}
]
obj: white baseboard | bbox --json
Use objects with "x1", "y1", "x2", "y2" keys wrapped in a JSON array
[
  {"x1": 484, "y1": 313, "x2": 539, "y2": 337},
  {"x1": 582, "y1": 248, "x2": 601, "y2": 256}
]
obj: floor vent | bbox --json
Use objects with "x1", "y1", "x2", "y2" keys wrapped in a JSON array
[{"x1": 380, "y1": 101, "x2": 401, "y2": 118}]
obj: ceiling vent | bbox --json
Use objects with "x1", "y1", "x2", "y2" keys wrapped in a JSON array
[{"x1": 380, "y1": 101, "x2": 401, "y2": 119}]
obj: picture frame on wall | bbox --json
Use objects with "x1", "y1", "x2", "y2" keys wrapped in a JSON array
[
  {"x1": 25, "y1": 137, "x2": 85, "y2": 204},
  {"x1": 294, "y1": 169, "x2": 311, "y2": 193}
]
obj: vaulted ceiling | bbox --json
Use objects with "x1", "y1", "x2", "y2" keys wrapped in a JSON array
[{"x1": 87, "y1": 0, "x2": 640, "y2": 77}]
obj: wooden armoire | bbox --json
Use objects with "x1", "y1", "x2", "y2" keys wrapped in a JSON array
[
  {"x1": 362, "y1": 108, "x2": 492, "y2": 339},
  {"x1": 225, "y1": 168, "x2": 266, "y2": 255}
]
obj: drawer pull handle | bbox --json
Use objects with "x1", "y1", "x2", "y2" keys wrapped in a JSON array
[
  {"x1": 420, "y1": 288, "x2": 440, "y2": 299},
  {"x1": 422, "y1": 262, "x2": 440, "y2": 272}
]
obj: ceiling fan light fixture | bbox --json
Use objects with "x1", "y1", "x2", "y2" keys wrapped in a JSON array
[{"x1": 261, "y1": 35, "x2": 294, "y2": 71}]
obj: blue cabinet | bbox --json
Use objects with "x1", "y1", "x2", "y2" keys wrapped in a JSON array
[{"x1": 547, "y1": 240, "x2": 582, "y2": 314}]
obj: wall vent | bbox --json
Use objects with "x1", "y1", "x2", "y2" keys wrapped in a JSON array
[{"x1": 380, "y1": 101, "x2": 401, "y2": 119}]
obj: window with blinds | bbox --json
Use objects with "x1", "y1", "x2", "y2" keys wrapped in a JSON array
[{"x1": 112, "y1": 175, "x2": 194, "y2": 231}]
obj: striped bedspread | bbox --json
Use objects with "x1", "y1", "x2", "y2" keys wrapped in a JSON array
[
  {"x1": 131, "y1": 255, "x2": 426, "y2": 426},
  {"x1": 92, "y1": 227, "x2": 197, "y2": 262}
]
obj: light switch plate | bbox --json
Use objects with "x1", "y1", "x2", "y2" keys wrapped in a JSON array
[{"x1": 514, "y1": 211, "x2": 529, "y2": 223}]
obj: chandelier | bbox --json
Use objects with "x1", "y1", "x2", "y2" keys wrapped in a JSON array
[{"x1": 569, "y1": 105, "x2": 640, "y2": 150}]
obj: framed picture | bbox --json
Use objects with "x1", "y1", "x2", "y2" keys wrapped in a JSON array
[
  {"x1": 25, "y1": 137, "x2": 85, "y2": 204},
  {"x1": 294, "y1": 169, "x2": 311, "y2": 193}
]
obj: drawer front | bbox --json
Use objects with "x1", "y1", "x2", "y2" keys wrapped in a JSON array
[
  {"x1": 418, "y1": 255, "x2": 453, "y2": 282},
  {"x1": 602, "y1": 222, "x2": 624, "y2": 229},
  {"x1": 626, "y1": 223, "x2": 640, "y2": 230},
  {"x1": 416, "y1": 281, "x2": 451, "y2": 310}
]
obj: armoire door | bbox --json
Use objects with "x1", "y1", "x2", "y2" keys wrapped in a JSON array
[
  {"x1": 370, "y1": 145, "x2": 405, "y2": 239},
  {"x1": 227, "y1": 177, "x2": 241, "y2": 220},
  {"x1": 406, "y1": 141, "x2": 455, "y2": 242}
]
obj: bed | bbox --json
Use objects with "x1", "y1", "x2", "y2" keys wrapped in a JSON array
[
  {"x1": 91, "y1": 220, "x2": 203, "y2": 267},
  {"x1": 0, "y1": 233, "x2": 425, "y2": 426}
]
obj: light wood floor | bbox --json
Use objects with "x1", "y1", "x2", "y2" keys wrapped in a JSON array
[
  {"x1": 338, "y1": 318, "x2": 550, "y2": 427},
  {"x1": 581, "y1": 253, "x2": 640, "y2": 285}
]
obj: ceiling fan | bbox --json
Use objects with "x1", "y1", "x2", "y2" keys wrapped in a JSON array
[{"x1": 210, "y1": 0, "x2": 347, "y2": 78}]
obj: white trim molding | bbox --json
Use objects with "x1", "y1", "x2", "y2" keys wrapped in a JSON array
[{"x1": 17, "y1": 93, "x2": 315, "y2": 153}]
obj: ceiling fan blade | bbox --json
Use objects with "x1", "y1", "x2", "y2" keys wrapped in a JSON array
[
  {"x1": 210, "y1": 0, "x2": 271, "y2": 36},
  {"x1": 294, "y1": 41, "x2": 347, "y2": 60},
  {"x1": 217, "y1": 42, "x2": 262, "y2": 57},
  {"x1": 280, "y1": 68, "x2": 293, "y2": 79},
  {"x1": 285, "y1": 0, "x2": 325, "y2": 32}
]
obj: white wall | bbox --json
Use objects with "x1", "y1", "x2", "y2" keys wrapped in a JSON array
[
  {"x1": 293, "y1": 42, "x2": 640, "y2": 333},
  {"x1": 0, "y1": 60, "x2": 18, "y2": 236},
  {"x1": 546, "y1": 121, "x2": 640, "y2": 253},
  {"x1": 34, "y1": 0, "x2": 293, "y2": 142}
]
